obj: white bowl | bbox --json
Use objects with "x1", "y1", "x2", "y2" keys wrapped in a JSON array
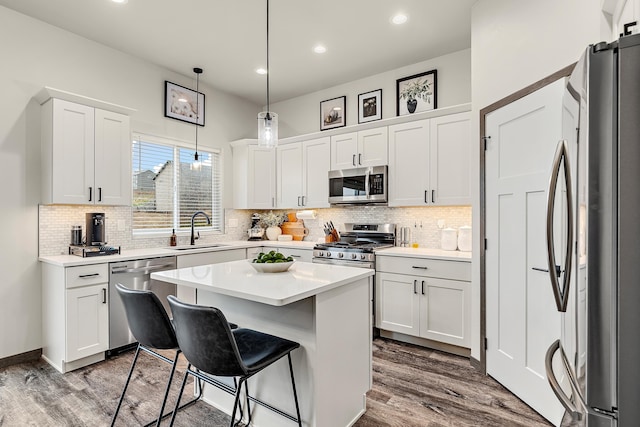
[{"x1": 249, "y1": 260, "x2": 295, "y2": 273}]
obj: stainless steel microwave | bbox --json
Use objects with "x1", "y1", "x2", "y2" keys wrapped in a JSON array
[{"x1": 328, "y1": 165, "x2": 388, "y2": 205}]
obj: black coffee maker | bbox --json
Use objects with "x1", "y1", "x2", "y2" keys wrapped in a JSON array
[{"x1": 86, "y1": 213, "x2": 106, "y2": 246}]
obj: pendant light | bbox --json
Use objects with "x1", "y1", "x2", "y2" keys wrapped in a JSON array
[
  {"x1": 192, "y1": 67, "x2": 203, "y2": 170},
  {"x1": 257, "y1": 0, "x2": 278, "y2": 148}
]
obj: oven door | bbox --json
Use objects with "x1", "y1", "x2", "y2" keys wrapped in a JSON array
[
  {"x1": 328, "y1": 166, "x2": 387, "y2": 204},
  {"x1": 312, "y1": 257, "x2": 374, "y2": 269}
]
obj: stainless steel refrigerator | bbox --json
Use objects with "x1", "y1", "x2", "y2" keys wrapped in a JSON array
[{"x1": 544, "y1": 33, "x2": 640, "y2": 426}]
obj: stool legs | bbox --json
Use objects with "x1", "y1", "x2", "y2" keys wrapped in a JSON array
[
  {"x1": 111, "y1": 345, "x2": 142, "y2": 427},
  {"x1": 288, "y1": 353, "x2": 302, "y2": 427}
]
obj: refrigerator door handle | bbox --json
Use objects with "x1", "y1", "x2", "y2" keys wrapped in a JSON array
[
  {"x1": 546, "y1": 140, "x2": 574, "y2": 312},
  {"x1": 545, "y1": 339, "x2": 583, "y2": 420}
]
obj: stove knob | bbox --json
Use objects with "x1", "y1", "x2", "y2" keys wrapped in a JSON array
[
  {"x1": 351, "y1": 253, "x2": 357, "y2": 259},
  {"x1": 360, "y1": 254, "x2": 366, "y2": 260},
  {"x1": 326, "y1": 252, "x2": 331, "y2": 257},
  {"x1": 318, "y1": 251, "x2": 324, "y2": 257},
  {"x1": 338, "y1": 253, "x2": 344, "y2": 258}
]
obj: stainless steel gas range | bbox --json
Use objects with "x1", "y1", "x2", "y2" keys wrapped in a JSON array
[{"x1": 312, "y1": 223, "x2": 396, "y2": 269}]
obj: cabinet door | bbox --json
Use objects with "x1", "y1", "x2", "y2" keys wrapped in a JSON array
[
  {"x1": 357, "y1": 127, "x2": 388, "y2": 167},
  {"x1": 419, "y1": 277, "x2": 470, "y2": 348},
  {"x1": 388, "y1": 119, "x2": 430, "y2": 206},
  {"x1": 429, "y1": 112, "x2": 471, "y2": 205},
  {"x1": 375, "y1": 272, "x2": 420, "y2": 336},
  {"x1": 276, "y1": 143, "x2": 303, "y2": 208},
  {"x1": 302, "y1": 137, "x2": 330, "y2": 208},
  {"x1": 50, "y1": 99, "x2": 95, "y2": 204},
  {"x1": 330, "y1": 132, "x2": 358, "y2": 169},
  {"x1": 66, "y1": 284, "x2": 108, "y2": 362},
  {"x1": 94, "y1": 109, "x2": 131, "y2": 206},
  {"x1": 248, "y1": 146, "x2": 276, "y2": 209}
]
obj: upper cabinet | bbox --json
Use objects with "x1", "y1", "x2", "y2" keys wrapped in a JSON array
[
  {"x1": 276, "y1": 137, "x2": 330, "y2": 209},
  {"x1": 330, "y1": 127, "x2": 388, "y2": 170},
  {"x1": 606, "y1": 0, "x2": 640, "y2": 38},
  {"x1": 388, "y1": 112, "x2": 471, "y2": 207},
  {"x1": 232, "y1": 140, "x2": 277, "y2": 209},
  {"x1": 41, "y1": 98, "x2": 131, "y2": 205}
]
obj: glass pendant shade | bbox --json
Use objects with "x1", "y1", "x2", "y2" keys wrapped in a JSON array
[{"x1": 257, "y1": 111, "x2": 278, "y2": 148}]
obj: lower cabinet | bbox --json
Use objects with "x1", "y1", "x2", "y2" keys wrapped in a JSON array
[
  {"x1": 375, "y1": 256, "x2": 471, "y2": 349},
  {"x1": 42, "y1": 263, "x2": 109, "y2": 373}
]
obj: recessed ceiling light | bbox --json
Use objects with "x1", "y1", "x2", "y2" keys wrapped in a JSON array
[
  {"x1": 313, "y1": 45, "x2": 327, "y2": 54},
  {"x1": 256, "y1": 68, "x2": 267, "y2": 75},
  {"x1": 111, "y1": 0, "x2": 128, "y2": 4},
  {"x1": 391, "y1": 13, "x2": 408, "y2": 25}
]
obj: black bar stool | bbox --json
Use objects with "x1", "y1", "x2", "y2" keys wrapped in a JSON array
[
  {"x1": 167, "y1": 295, "x2": 302, "y2": 427},
  {"x1": 110, "y1": 284, "x2": 202, "y2": 427}
]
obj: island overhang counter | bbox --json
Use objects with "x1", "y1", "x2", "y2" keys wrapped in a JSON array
[{"x1": 151, "y1": 259, "x2": 374, "y2": 427}]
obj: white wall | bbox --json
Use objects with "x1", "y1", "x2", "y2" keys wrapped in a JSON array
[
  {"x1": 469, "y1": 0, "x2": 609, "y2": 361},
  {"x1": 270, "y1": 49, "x2": 471, "y2": 137},
  {"x1": 0, "y1": 5, "x2": 260, "y2": 359}
]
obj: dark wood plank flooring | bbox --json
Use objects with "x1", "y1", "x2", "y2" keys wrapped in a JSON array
[{"x1": 0, "y1": 338, "x2": 551, "y2": 426}]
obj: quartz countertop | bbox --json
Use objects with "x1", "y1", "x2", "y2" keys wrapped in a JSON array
[
  {"x1": 151, "y1": 259, "x2": 374, "y2": 306},
  {"x1": 376, "y1": 246, "x2": 472, "y2": 262},
  {"x1": 38, "y1": 240, "x2": 317, "y2": 267}
]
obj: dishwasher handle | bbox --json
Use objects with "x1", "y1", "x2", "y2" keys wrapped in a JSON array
[{"x1": 111, "y1": 263, "x2": 176, "y2": 275}]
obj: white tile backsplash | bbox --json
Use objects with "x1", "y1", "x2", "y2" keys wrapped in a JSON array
[{"x1": 39, "y1": 205, "x2": 471, "y2": 256}]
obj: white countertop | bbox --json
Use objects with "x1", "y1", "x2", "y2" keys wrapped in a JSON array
[
  {"x1": 151, "y1": 260, "x2": 374, "y2": 306},
  {"x1": 376, "y1": 246, "x2": 472, "y2": 261},
  {"x1": 38, "y1": 240, "x2": 317, "y2": 267},
  {"x1": 39, "y1": 239, "x2": 472, "y2": 267}
]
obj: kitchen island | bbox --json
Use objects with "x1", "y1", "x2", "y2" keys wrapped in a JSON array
[{"x1": 151, "y1": 259, "x2": 374, "y2": 427}]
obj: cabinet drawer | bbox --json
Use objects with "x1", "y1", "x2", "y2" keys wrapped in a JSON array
[
  {"x1": 66, "y1": 264, "x2": 108, "y2": 289},
  {"x1": 275, "y1": 247, "x2": 312, "y2": 262},
  {"x1": 376, "y1": 256, "x2": 470, "y2": 281}
]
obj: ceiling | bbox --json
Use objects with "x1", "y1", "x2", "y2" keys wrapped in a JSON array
[{"x1": 0, "y1": 0, "x2": 475, "y2": 105}]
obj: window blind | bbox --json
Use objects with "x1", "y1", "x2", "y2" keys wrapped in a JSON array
[{"x1": 132, "y1": 134, "x2": 222, "y2": 233}]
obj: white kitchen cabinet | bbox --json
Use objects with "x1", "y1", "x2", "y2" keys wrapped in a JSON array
[
  {"x1": 232, "y1": 140, "x2": 276, "y2": 209},
  {"x1": 375, "y1": 255, "x2": 471, "y2": 349},
  {"x1": 330, "y1": 127, "x2": 387, "y2": 170},
  {"x1": 42, "y1": 263, "x2": 109, "y2": 373},
  {"x1": 276, "y1": 137, "x2": 330, "y2": 209},
  {"x1": 273, "y1": 247, "x2": 313, "y2": 262},
  {"x1": 388, "y1": 112, "x2": 470, "y2": 207},
  {"x1": 608, "y1": 0, "x2": 640, "y2": 38},
  {"x1": 41, "y1": 98, "x2": 131, "y2": 205}
]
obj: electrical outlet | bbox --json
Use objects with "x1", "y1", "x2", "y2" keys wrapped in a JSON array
[
  {"x1": 228, "y1": 218, "x2": 239, "y2": 228},
  {"x1": 437, "y1": 219, "x2": 445, "y2": 229}
]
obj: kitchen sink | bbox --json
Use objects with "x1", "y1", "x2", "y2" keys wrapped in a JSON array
[{"x1": 167, "y1": 244, "x2": 228, "y2": 251}]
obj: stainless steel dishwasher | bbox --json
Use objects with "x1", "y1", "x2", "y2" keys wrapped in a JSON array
[{"x1": 108, "y1": 256, "x2": 177, "y2": 353}]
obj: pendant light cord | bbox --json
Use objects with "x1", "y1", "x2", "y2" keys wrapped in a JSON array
[
  {"x1": 194, "y1": 67, "x2": 203, "y2": 160},
  {"x1": 266, "y1": 0, "x2": 270, "y2": 116}
]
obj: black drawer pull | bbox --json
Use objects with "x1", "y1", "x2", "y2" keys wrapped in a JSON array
[
  {"x1": 411, "y1": 266, "x2": 429, "y2": 270},
  {"x1": 79, "y1": 273, "x2": 100, "y2": 278}
]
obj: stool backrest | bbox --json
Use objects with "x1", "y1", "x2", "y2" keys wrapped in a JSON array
[
  {"x1": 114, "y1": 283, "x2": 178, "y2": 350},
  {"x1": 167, "y1": 295, "x2": 246, "y2": 377}
]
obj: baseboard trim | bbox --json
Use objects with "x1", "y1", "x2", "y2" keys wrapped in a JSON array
[
  {"x1": 470, "y1": 356, "x2": 483, "y2": 372},
  {"x1": 379, "y1": 330, "x2": 471, "y2": 358},
  {"x1": 0, "y1": 348, "x2": 42, "y2": 369}
]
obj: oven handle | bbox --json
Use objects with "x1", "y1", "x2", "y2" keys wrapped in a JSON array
[{"x1": 312, "y1": 257, "x2": 374, "y2": 269}]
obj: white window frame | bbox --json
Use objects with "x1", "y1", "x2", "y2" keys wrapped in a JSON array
[{"x1": 131, "y1": 132, "x2": 224, "y2": 237}]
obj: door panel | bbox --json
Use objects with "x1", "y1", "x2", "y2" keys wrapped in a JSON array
[{"x1": 486, "y1": 78, "x2": 566, "y2": 425}]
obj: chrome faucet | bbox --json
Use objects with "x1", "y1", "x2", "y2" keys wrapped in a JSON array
[{"x1": 190, "y1": 211, "x2": 211, "y2": 245}]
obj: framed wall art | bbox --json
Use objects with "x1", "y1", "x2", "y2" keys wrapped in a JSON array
[
  {"x1": 396, "y1": 70, "x2": 437, "y2": 116},
  {"x1": 320, "y1": 96, "x2": 346, "y2": 131},
  {"x1": 358, "y1": 89, "x2": 382, "y2": 123},
  {"x1": 164, "y1": 81, "x2": 205, "y2": 126}
]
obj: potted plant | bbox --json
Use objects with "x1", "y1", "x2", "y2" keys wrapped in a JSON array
[
  {"x1": 258, "y1": 211, "x2": 286, "y2": 240},
  {"x1": 399, "y1": 78, "x2": 433, "y2": 113}
]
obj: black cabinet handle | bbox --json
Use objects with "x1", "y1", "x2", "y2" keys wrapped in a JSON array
[
  {"x1": 424, "y1": 190, "x2": 428, "y2": 204},
  {"x1": 89, "y1": 187, "x2": 92, "y2": 202},
  {"x1": 98, "y1": 187, "x2": 102, "y2": 202},
  {"x1": 79, "y1": 273, "x2": 100, "y2": 278},
  {"x1": 102, "y1": 288, "x2": 107, "y2": 304},
  {"x1": 421, "y1": 280, "x2": 425, "y2": 295},
  {"x1": 413, "y1": 280, "x2": 417, "y2": 294},
  {"x1": 352, "y1": 154, "x2": 356, "y2": 166},
  {"x1": 412, "y1": 266, "x2": 429, "y2": 270},
  {"x1": 432, "y1": 190, "x2": 435, "y2": 203},
  {"x1": 358, "y1": 153, "x2": 362, "y2": 165}
]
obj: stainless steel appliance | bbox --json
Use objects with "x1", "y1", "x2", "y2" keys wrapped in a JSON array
[
  {"x1": 86, "y1": 212, "x2": 106, "y2": 246},
  {"x1": 313, "y1": 223, "x2": 396, "y2": 268},
  {"x1": 328, "y1": 166, "x2": 388, "y2": 205},
  {"x1": 108, "y1": 256, "x2": 177, "y2": 353},
  {"x1": 544, "y1": 33, "x2": 640, "y2": 426}
]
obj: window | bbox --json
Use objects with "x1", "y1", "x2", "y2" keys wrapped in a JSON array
[{"x1": 132, "y1": 133, "x2": 223, "y2": 234}]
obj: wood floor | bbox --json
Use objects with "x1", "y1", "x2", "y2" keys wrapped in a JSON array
[{"x1": 0, "y1": 338, "x2": 551, "y2": 426}]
